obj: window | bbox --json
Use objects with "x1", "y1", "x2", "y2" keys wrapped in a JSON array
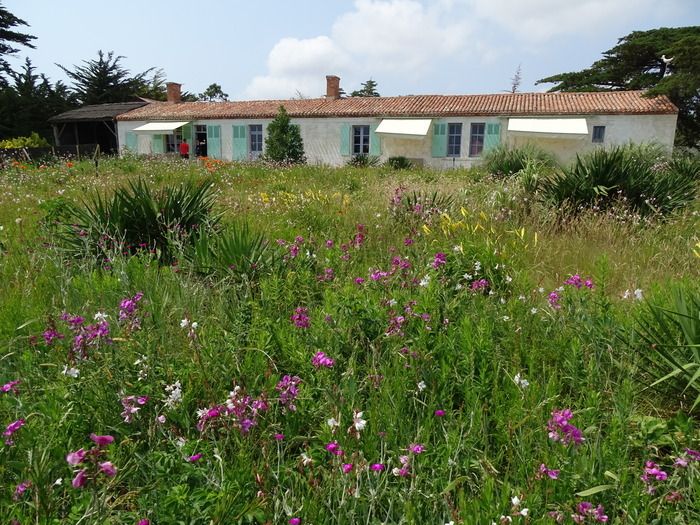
[
  {"x1": 249, "y1": 124, "x2": 263, "y2": 159},
  {"x1": 353, "y1": 125, "x2": 370, "y2": 155},
  {"x1": 592, "y1": 125, "x2": 606, "y2": 143},
  {"x1": 165, "y1": 129, "x2": 183, "y2": 153},
  {"x1": 469, "y1": 123, "x2": 485, "y2": 157},
  {"x1": 447, "y1": 123, "x2": 462, "y2": 157}
]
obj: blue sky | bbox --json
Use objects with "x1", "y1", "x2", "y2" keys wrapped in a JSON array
[{"x1": 5, "y1": 0, "x2": 699, "y2": 100}]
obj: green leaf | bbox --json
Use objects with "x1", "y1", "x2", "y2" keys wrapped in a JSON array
[{"x1": 575, "y1": 484, "x2": 615, "y2": 497}]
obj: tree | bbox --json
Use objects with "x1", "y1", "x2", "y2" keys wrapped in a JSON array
[
  {"x1": 198, "y1": 83, "x2": 228, "y2": 101},
  {"x1": 263, "y1": 105, "x2": 305, "y2": 163},
  {"x1": 537, "y1": 27, "x2": 700, "y2": 148},
  {"x1": 57, "y1": 50, "x2": 156, "y2": 105},
  {"x1": 510, "y1": 64, "x2": 522, "y2": 93},
  {"x1": 0, "y1": 2, "x2": 36, "y2": 85},
  {"x1": 351, "y1": 79, "x2": 380, "y2": 97}
]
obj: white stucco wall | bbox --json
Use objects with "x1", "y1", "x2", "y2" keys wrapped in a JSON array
[{"x1": 117, "y1": 112, "x2": 677, "y2": 167}]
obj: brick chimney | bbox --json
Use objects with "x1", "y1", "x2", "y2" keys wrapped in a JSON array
[
  {"x1": 326, "y1": 75, "x2": 341, "y2": 100},
  {"x1": 166, "y1": 82, "x2": 182, "y2": 103}
]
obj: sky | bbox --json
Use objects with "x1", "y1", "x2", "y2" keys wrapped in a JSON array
[{"x1": 5, "y1": 0, "x2": 699, "y2": 101}]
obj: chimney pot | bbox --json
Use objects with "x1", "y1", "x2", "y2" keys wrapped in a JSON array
[
  {"x1": 326, "y1": 75, "x2": 340, "y2": 100},
  {"x1": 166, "y1": 82, "x2": 182, "y2": 103}
]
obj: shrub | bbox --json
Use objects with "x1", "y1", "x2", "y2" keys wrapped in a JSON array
[
  {"x1": 0, "y1": 132, "x2": 50, "y2": 148},
  {"x1": 483, "y1": 143, "x2": 557, "y2": 177},
  {"x1": 346, "y1": 154, "x2": 381, "y2": 167},
  {"x1": 386, "y1": 156, "x2": 413, "y2": 170},
  {"x1": 52, "y1": 178, "x2": 220, "y2": 263},
  {"x1": 263, "y1": 105, "x2": 306, "y2": 164},
  {"x1": 539, "y1": 145, "x2": 698, "y2": 217}
]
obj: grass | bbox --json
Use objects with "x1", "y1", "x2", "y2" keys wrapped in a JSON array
[{"x1": 0, "y1": 155, "x2": 699, "y2": 524}]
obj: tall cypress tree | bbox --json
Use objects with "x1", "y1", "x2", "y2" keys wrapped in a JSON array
[
  {"x1": 264, "y1": 105, "x2": 306, "y2": 163},
  {"x1": 0, "y1": 2, "x2": 36, "y2": 86}
]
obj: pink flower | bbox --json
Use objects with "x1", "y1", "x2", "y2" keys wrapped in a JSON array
[
  {"x1": 99, "y1": 461, "x2": 117, "y2": 477},
  {"x1": 3, "y1": 418, "x2": 25, "y2": 445},
  {"x1": 188, "y1": 453, "x2": 202, "y2": 462},
  {"x1": 72, "y1": 469, "x2": 88, "y2": 489},
  {"x1": 290, "y1": 307, "x2": 310, "y2": 328},
  {"x1": 66, "y1": 448, "x2": 86, "y2": 466},
  {"x1": 1, "y1": 379, "x2": 20, "y2": 394},
  {"x1": 370, "y1": 463, "x2": 385, "y2": 471},
  {"x1": 325, "y1": 441, "x2": 343, "y2": 456},
  {"x1": 89, "y1": 433, "x2": 114, "y2": 447},
  {"x1": 434, "y1": 409, "x2": 446, "y2": 417},
  {"x1": 274, "y1": 433, "x2": 285, "y2": 441},
  {"x1": 13, "y1": 480, "x2": 30, "y2": 501},
  {"x1": 408, "y1": 443, "x2": 425, "y2": 454},
  {"x1": 342, "y1": 463, "x2": 353, "y2": 474},
  {"x1": 289, "y1": 518, "x2": 301, "y2": 525},
  {"x1": 537, "y1": 463, "x2": 560, "y2": 480},
  {"x1": 312, "y1": 351, "x2": 335, "y2": 369},
  {"x1": 432, "y1": 252, "x2": 447, "y2": 269},
  {"x1": 138, "y1": 520, "x2": 150, "y2": 525}
]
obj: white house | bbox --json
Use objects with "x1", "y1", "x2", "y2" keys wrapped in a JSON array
[{"x1": 115, "y1": 77, "x2": 678, "y2": 167}]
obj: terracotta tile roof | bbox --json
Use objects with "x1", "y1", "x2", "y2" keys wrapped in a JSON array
[{"x1": 116, "y1": 91, "x2": 677, "y2": 121}]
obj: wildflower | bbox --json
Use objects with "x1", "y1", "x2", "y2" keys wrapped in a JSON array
[
  {"x1": 536, "y1": 463, "x2": 560, "y2": 480},
  {"x1": 419, "y1": 275, "x2": 431, "y2": 287},
  {"x1": 121, "y1": 395, "x2": 149, "y2": 423},
  {"x1": 274, "y1": 433, "x2": 285, "y2": 441},
  {"x1": 300, "y1": 452, "x2": 313, "y2": 466},
  {"x1": 547, "y1": 409, "x2": 584, "y2": 446},
  {"x1": 93, "y1": 311, "x2": 108, "y2": 322},
  {"x1": 327, "y1": 417, "x2": 340, "y2": 429},
  {"x1": 393, "y1": 466, "x2": 410, "y2": 477},
  {"x1": 634, "y1": 288, "x2": 643, "y2": 301},
  {"x1": 89, "y1": 433, "x2": 114, "y2": 447},
  {"x1": 354, "y1": 277, "x2": 365, "y2": 285},
  {"x1": 325, "y1": 239, "x2": 334, "y2": 248},
  {"x1": 548, "y1": 291, "x2": 561, "y2": 310},
  {"x1": 641, "y1": 460, "x2": 667, "y2": 493},
  {"x1": 4, "y1": 418, "x2": 25, "y2": 445},
  {"x1": 348, "y1": 410, "x2": 367, "y2": 438},
  {"x1": 99, "y1": 461, "x2": 117, "y2": 477},
  {"x1": 276, "y1": 375, "x2": 301, "y2": 412},
  {"x1": 156, "y1": 415, "x2": 166, "y2": 424},
  {"x1": 530, "y1": 307, "x2": 538, "y2": 315},
  {"x1": 513, "y1": 373, "x2": 529, "y2": 389},
  {"x1": 290, "y1": 307, "x2": 310, "y2": 328},
  {"x1": 188, "y1": 453, "x2": 202, "y2": 462},
  {"x1": 572, "y1": 502, "x2": 608, "y2": 523},
  {"x1": 13, "y1": 480, "x2": 31, "y2": 501},
  {"x1": 470, "y1": 278, "x2": 489, "y2": 292},
  {"x1": 408, "y1": 443, "x2": 425, "y2": 454},
  {"x1": 43, "y1": 328, "x2": 64, "y2": 345},
  {"x1": 1, "y1": 379, "x2": 20, "y2": 394},
  {"x1": 417, "y1": 380, "x2": 427, "y2": 392},
  {"x1": 325, "y1": 441, "x2": 343, "y2": 456},
  {"x1": 118, "y1": 292, "x2": 144, "y2": 330},
  {"x1": 370, "y1": 463, "x2": 385, "y2": 471},
  {"x1": 164, "y1": 380, "x2": 183, "y2": 409},
  {"x1": 434, "y1": 409, "x2": 446, "y2": 417},
  {"x1": 342, "y1": 463, "x2": 353, "y2": 474},
  {"x1": 72, "y1": 469, "x2": 88, "y2": 489},
  {"x1": 138, "y1": 520, "x2": 150, "y2": 525},
  {"x1": 66, "y1": 448, "x2": 86, "y2": 466},
  {"x1": 289, "y1": 518, "x2": 301, "y2": 525},
  {"x1": 312, "y1": 351, "x2": 335, "y2": 368},
  {"x1": 432, "y1": 252, "x2": 447, "y2": 269}
]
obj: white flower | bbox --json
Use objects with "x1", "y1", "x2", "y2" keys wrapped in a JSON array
[
  {"x1": 387, "y1": 299, "x2": 397, "y2": 307},
  {"x1": 452, "y1": 245, "x2": 462, "y2": 253},
  {"x1": 634, "y1": 288, "x2": 643, "y2": 301},
  {"x1": 474, "y1": 261, "x2": 481, "y2": 272},
  {"x1": 511, "y1": 496, "x2": 521, "y2": 506},
  {"x1": 419, "y1": 275, "x2": 431, "y2": 287},
  {"x1": 327, "y1": 417, "x2": 339, "y2": 428},
  {"x1": 62, "y1": 365, "x2": 80, "y2": 378},
  {"x1": 463, "y1": 273, "x2": 472, "y2": 280},
  {"x1": 455, "y1": 283, "x2": 463, "y2": 290},
  {"x1": 502, "y1": 315, "x2": 510, "y2": 321},
  {"x1": 175, "y1": 437, "x2": 186, "y2": 448},
  {"x1": 301, "y1": 452, "x2": 313, "y2": 466},
  {"x1": 538, "y1": 287, "x2": 545, "y2": 293},
  {"x1": 417, "y1": 380, "x2": 427, "y2": 392},
  {"x1": 164, "y1": 381, "x2": 182, "y2": 408},
  {"x1": 518, "y1": 508, "x2": 529, "y2": 517},
  {"x1": 623, "y1": 289, "x2": 631, "y2": 299},
  {"x1": 505, "y1": 275, "x2": 512, "y2": 283},
  {"x1": 191, "y1": 321, "x2": 198, "y2": 330},
  {"x1": 157, "y1": 415, "x2": 166, "y2": 424},
  {"x1": 352, "y1": 411, "x2": 367, "y2": 431},
  {"x1": 180, "y1": 318, "x2": 190, "y2": 328},
  {"x1": 530, "y1": 307, "x2": 538, "y2": 315},
  {"x1": 514, "y1": 373, "x2": 529, "y2": 389},
  {"x1": 53, "y1": 478, "x2": 63, "y2": 486},
  {"x1": 15, "y1": 217, "x2": 22, "y2": 224},
  {"x1": 518, "y1": 295, "x2": 526, "y2": 301},
  {"x1": 93, "y1": 311, "x2": 108, "y2": 321}
]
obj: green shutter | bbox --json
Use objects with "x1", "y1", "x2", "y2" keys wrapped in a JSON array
[
  {"x1": 125, "y1": 131, "x2": 137, "y2": 152},
  {"x1": 207, "y1": 125, "x2": 221, "y2": 159},
  {"x1": 339, "y1": 123, "x2": 351, "y2": 156},
  {"x1": 232, "y1": 125, "x2": 247, "y2": 160},
  {"x1": 431, "y1": 122, "x2": 447, "y2": 158},
  {"x1": 181, "y1": 123, "x2": 193, "y2": 144},
  {"x1": 484, "y1": 123, "x2": 501, "y2": 152},
  {"x1": 369, "y1": 124, "x2": 381, "y2": 156},
  {"x1": 151, "y1": 134, "x2": 165, "y2": 154}
]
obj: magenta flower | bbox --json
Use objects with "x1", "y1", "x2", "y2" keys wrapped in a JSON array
[
  {"x1": 276, "y1": 375, "x2": 301, "y2": 412},
  {"x1": 325, "y1": 441, "x2": 343, "y2": 456},
  {"x1": 3, "y1": 418, "x2": 25, "y2": 445},
  {"x1": 432, "y1": 252, "x2": 447, "y2": 269},
  {"x1": 43, "y1": 328, "x2": 64, "y2": 345},
  {"x1": 72, "y1": 469, "x2": 88, "y2": 489},
  {"x1": 290, "y1": 307, "x2": 310, "y2": 328},
  {"x1": 138, "y1": 520, "x2": 150, "y2": 525},
  {"x1": 342, "y1": 463, "x2": 353, "y2": 474},
  {"x1": 470, "y1": 279, "x2": 489, "y2": 291},
  {"x1": 408, "y1": 443, "x2": 425, "y2": 454},
  {"x1": 641, "y1": 460, "x2": 668, "y2": 493},
  {"x1": 547, "y1": 409, "x2": 584, "y2": 446},
  {"x1": 66, "y1": 448, "x2": 86, "y2": 466},
  {"x1": 289, "y1": 518, "x2": 301, "y2": 525},
  {"x1": 370, "y1": 463, "x2": 385, "y2": 471},
  {"x1": 188, "y1": 453, "x2": 202, "y2": 462},
  {"x1": 434, "y1": 409, "x2": 446, "y2": 417},
  {"x1": 89, "y1": 433, "x2": 114, "y2": 447},
  {"x1": 536, "y1": 463, "x2": 560, "y2": 480},
  {"x1": 1, "y1": 379, "x2": 20, "y2": 394},
  {"x1": 312, "y1": 351, "x2": 335, "y2": 368},
  {"x1": 548, "y1": 290, "x2": 561, "y2": 309},
  {"x1": 99, "y1": 461, "x2": 117, "y2": 477},
  {"x1": 12, "y1": 480, "x2": 31, "y2": 501},
  {"x1": 274, "y1": 433, "x2": 285, "y2": 441}
]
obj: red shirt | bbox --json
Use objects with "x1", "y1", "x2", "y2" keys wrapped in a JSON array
[{"x1": 179, "y1": 142, "x2": 190, "y2": 155}]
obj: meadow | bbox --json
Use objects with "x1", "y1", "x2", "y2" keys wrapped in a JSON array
[{"x1": 0, "y1": 152, "x2": 699, "y2": 524}]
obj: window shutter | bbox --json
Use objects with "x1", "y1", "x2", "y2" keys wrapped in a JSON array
[
  {"x1": 125, "y1": 131, "x2": 137, "y2": 152},
  {"x1": 339, "y1": 123, "x2": 351, "y2": 156},
  {"x1": 151, "y1": 134, "x2": 164, "y2": 154},
  {"x1": 431, "y1": 122, "x2": 447, "y2": 158},
  {"x1": 232, "y1": 125, "x2": 247, "y2": 160},
  {"x1": 181, "y1": 123, "x2": 193, "y2": 144},
  {"x1": 207, "y1": 125, "x2": 222, "y2": 159},
  {"x1": 369, "y1": 124, "x2": 381, "y2": 156},
  {"x1": 484, "y1": 123, "x2": 501, "y2": 152}
]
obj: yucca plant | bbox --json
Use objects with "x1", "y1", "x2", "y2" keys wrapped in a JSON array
[
  {"x1": 483, "y1": 143, "x2": 557, "y2": 178},
  {"x1": 52, "y1": 178, "x2": 220, "y2": 263},
  {"x1": 346, "y1": 154, "x2": 381, "y2": 167},
  {"x1": 635, "y1": 288, "x2": 700, "y2": 412}
]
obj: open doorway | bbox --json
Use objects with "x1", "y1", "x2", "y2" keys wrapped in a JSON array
[{"x1": 195, "y1": 124, "x2": 207, "y2": 157}]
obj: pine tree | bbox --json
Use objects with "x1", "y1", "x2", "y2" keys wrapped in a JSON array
[
  {"x1": 351, "y1": 79, "x2": 380, "y2": 97},
  {"x1": 0, "y1": 2, "x2": 36, "y2": 85},
  {"x1": 264, "y1": 106, "x2": 305, "y2": 163}
]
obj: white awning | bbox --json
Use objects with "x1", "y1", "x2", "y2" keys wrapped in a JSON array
[
  {"x1": 131, "y1": 121, "x2": 190, "y2": 134},
  {"x1": 375, "y1": 119, "x2": 432, "y2": 138},
  {"x1": 507, "y1": 118, "x2": 588, "y2": 136}
]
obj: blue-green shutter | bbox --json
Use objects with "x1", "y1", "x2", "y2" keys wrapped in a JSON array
[
  {"x1": 125, "y1": 131, "x2": 137, "y2": 152},
  {"x1": 369, "y1": 124, "x2": 381, "y2": 156},
  {"x1": 339, "y1": 123, "x2": 351, "y2": 156},
  {"x1": 232, "y1": 125, "x2": 247, "y2": 160},
  {"x1": 151, "y1": 134, "x2": 165, "y2": 154},
  {"x1": 484, "y1": 123, "x2": 501, "y2": 152},
  {"x1": 431, "y1": 122, "x2": 447, "y2": 158},
  {"x1": 181, "y1": 123, "x2": 193, "y2": 145},
  {"x1": 207, "y1": 125, "x2": 221, "y2": 159}
]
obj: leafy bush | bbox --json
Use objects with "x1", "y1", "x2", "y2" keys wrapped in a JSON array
[
  {"x1": 634, "y1": 288, "x2": 700, "y2": 412},
  {"x1": 539, "y1": 145, "x2": 698, "y2": 217},
  {"x1": 0, "y1": 132, "x2": 50, "y2": 148},
  {"x1": 386, "y1": 156, "x2": 413, "y2": 170},
  {"x1": 483, "y1": 143, "x2": 557, "y2": 177},
  {"x1": 346, "y1": 154, "x2": 381, "y2": 167},
  {"x1": 52, "y1": 178, "x2": 220, "y2": 263},
  {"x1": 263, "y1": 105, "x2": 306, "y2": 164}
]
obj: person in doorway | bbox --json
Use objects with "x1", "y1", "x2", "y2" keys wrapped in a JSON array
[{"x1": 179, "y1": 138, "x2": 190, "y2": 159}]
